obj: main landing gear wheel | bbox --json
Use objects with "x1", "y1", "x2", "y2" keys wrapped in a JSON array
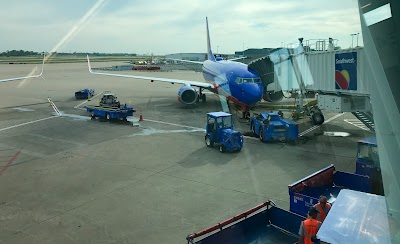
[
  {"x1": 205, "y1": 135, "x2": 214, "y2": 147},
  {"x1": 219, "y1": 145, "x2": 224, "y2": 153},
  {"x1": 259, "y1": 127, "x2": 265, "y2": 142},
  {"x1": 201, "y1": 94, "x2": 206, "y2": 103},
  {"x1": 251, "y1": 123, "x2": 257, "y2": 137},
  {"x1": 242, "y1": 111, "x2": 250, "y2": 119},
  {"x1": 311, "y1": 112, "x2": 324, "y2": 125}
]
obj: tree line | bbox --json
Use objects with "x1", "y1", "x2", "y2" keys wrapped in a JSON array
[{"x1": 0, "y1": 50, "x2": 137, "y2": 56}]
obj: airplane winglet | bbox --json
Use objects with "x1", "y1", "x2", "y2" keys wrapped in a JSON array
[
  {"x1": 87, "y1": 55, "x2": 93, "y2": 73},
  {"x1": 0, "y1": 53, "x2": 45, "y2": 83},
  {"x1": 37, "y1": 53, "x2": 45, "y2": 79}
]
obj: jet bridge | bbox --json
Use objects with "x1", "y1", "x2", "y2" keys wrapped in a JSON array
[
  {"x1": 248, "y1": 56, "x2": 284, "y2": 102},
  {"x1": 267, "y1": 41, "x2": 375, "y2": 129}
]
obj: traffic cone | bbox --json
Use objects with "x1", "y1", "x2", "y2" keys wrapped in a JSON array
[{"x1": 139, "y1": 113, "x2": 143, "y2": 121}]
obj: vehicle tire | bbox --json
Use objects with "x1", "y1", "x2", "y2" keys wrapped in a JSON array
[
  {"x1": 259, "y1": 127, "x2": 264, "y2": 142},
  {"x1": 312, "y1": 112, "x2": 324, "y2": 125},
  {"x1": 205, "y1": 135, "x2": 214, "y2": 147},
  {"x1": 219, "y1": 145, "x2": 224, "y2": 153},
  {"x1": 202, "y1": 94, "x2": 206, "y2": 103},
  {"x1": 106, "y1": 113, "x2": 111, "y2": 121},
  {"x1": 251, "y1": 122, "x2": 257, "y2": 137}
]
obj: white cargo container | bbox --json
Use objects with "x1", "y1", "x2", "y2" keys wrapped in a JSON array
[{"x1": 317, "y1": 94, "x2": 371, "y2": 113}]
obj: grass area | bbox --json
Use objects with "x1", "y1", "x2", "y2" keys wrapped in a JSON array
[{"x1": 0, "y1": 55, "x2": 163, "y2": 64}]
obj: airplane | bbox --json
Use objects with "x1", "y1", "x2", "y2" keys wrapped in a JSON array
[
  {"x1": 87, "y1": 17, "x2": 277, "y2": 117},
  {"x1": 0, "y1": 54, "x2": 45, "y2": 83}
]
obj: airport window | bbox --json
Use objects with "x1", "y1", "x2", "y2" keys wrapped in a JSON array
[{"x1": 2, "y1": 1, "x2": 398, "y2": 243}]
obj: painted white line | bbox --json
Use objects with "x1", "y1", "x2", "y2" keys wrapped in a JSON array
[
  {"x1": 299, "y1": 125, "x2": 319, "y2": 137},
  {"x1": 60, "y1": 113, "x2": 92, "y2": 121},
  {"x1": 299, "y1": 113, "x2": 344, "y2": 137},
  {"x1": 74, "y1": 92, "x2": 104, "y2": 109},
  {"x1": 143, "y1": 118, "x2": 205, "y2": 131},
  {"x1": 0, "y1": 116, "x2": 57, "y2": 132},
  {"x1": 344, "y1": 119, "x2": 370, "y2": 131},
  {"x1": 127, "y1": 128, "x2": 205, "y2": 137},
  {"x1": 12, "y1": 107, "x2": 35, "y2": 112},
  {"x1": 47, "y1": 98, "x2": 61, "y2": 116},
  {"x1": 27, "y1": 133, "x2": 87, "y2": 146}
]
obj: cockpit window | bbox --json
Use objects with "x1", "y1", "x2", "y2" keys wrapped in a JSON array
[{"x1": 235, "y1": 78, "x2": 261, "y2": 84}]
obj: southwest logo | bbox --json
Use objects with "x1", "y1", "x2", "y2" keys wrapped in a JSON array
[
  {"x1": 335, "y1": 52, "x2": 357, "y2": 91},
  {"x1": 335, "y1": 70, "x2": 350, "y2": 90}
]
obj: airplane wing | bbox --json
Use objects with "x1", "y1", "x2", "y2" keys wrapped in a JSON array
[
  {"x1": 228, "y1": 56, "x2": 247, "y2": 61},
  {"x1": 166, "y1": 58, "x2": 203, "y2": 64},
  {"x1": 87, "y1": 55, "x2": 213, "y2": 89},
  {"x1": 0, "y1": 55, "x2": 45, "y2": 83}
]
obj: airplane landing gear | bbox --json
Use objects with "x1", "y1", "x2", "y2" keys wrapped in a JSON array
[
  {"x1": 198, "y1": 88, "x2": 207, "y2": 103},
  {"x1": 241, "y1": 107, "x2": 250, "y2": 120}
]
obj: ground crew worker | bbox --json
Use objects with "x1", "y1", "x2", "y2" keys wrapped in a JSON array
[
  {"x1": 314, "y1": 195, "x2": 331, "y2": 222},
  {"x1": 298, "y1": 206, "x2": 322, "y2": 244}
]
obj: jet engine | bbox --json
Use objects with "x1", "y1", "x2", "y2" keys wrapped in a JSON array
[
  {"x1": 178, "y1": 85, "x2": 198, "y2": 105},
  {"x1": 263, "y1": 90, "x2": 284, "y2": 102}
]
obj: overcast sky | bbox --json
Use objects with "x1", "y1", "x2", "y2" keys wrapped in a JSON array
[{"x1": 0, "y1": 0, "x2": 362, "y2": 55}]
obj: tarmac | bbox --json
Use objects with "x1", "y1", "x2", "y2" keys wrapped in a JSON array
[{"x1": 0, "y1": 62, "x2": 374, "y2": 243}]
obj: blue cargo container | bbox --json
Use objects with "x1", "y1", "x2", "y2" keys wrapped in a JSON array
[
  {"x1": 288, "y1": 164, "x2": 372, "y2": 217},
  {"x1": 186, "y1": 201, "x2": 305, "y2": 244}
]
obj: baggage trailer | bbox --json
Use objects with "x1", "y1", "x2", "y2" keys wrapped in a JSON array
[
  {"x1": 85, "y1": 104, "x2": 135, "y2": 121},
  {"x1": 250, "y1": 112, "x2": 299, "y2": 143},
  {"x1": 186, "y1": 201, "x2": 305, "y2": 244},
  {"x1": 75, "y1": 88, "x2": 95, "y2": 99},
  {"x1": 288, "y1": 164, "x2": 372, "y2": 217}
]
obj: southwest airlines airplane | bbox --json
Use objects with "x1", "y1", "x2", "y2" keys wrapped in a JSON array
[{"x1": 87, "y1": 18, "x2": 265, "y2": 116}]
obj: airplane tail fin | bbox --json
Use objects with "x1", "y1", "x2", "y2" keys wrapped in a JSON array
[{"x1": 206, "y1": 17, "x2": 216, "y2": 62}]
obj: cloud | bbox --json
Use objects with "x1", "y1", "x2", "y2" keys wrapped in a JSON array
[{"x1": 0, "y1": 0, "x2": 363, "y2": 54}]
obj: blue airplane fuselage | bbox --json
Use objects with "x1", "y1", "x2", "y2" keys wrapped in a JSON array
[{"x1": 202, "y1": 60, "x2": 263, "y2": 107}]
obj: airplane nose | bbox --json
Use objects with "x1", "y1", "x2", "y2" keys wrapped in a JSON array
[{"x1": 242, "y1": 83, "x2": 263, "y2": 105}]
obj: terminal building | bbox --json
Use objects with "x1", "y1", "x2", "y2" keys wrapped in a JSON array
[
  {"x1": 234, "y1": 48, "x2": 274, "y2": 63},
  {"x1": 165, "y1": 53, "x2": 207, "y2": 62}
]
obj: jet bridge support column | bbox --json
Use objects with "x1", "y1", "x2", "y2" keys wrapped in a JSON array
[
  {"x1": 358, "y1": 0, "x2": 399, "y2": 241},
  {"x1": 289, "y1": 39, "x2": 324, "y2": 125}
]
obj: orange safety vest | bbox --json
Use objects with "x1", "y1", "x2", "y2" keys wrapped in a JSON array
[
  {"x1": 302, "y1": 218, "x2": 320, "y2": 244},
  {"x1": 315, "y1": 202, "x2": 331, "y2": 222}
]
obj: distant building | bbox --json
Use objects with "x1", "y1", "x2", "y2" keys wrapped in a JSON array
[
  {"x1": 234, "y1": 48, "x2": 274, "y2": 64},
  {"x1": 165, "y1": 53, "x2": 207, "y2": 62}
]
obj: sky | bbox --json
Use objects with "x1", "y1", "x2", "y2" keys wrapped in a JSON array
[{"x1": 0, "y1": 0, "x2": 363, "y2": 55}]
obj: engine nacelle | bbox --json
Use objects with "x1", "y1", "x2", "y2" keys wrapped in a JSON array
[
  {"x1": 178, "y1": 85, "x2": 198, "y2": 105},
  {"x1": 263, "y1": 90, "x2": 284, "y2": 103}
]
